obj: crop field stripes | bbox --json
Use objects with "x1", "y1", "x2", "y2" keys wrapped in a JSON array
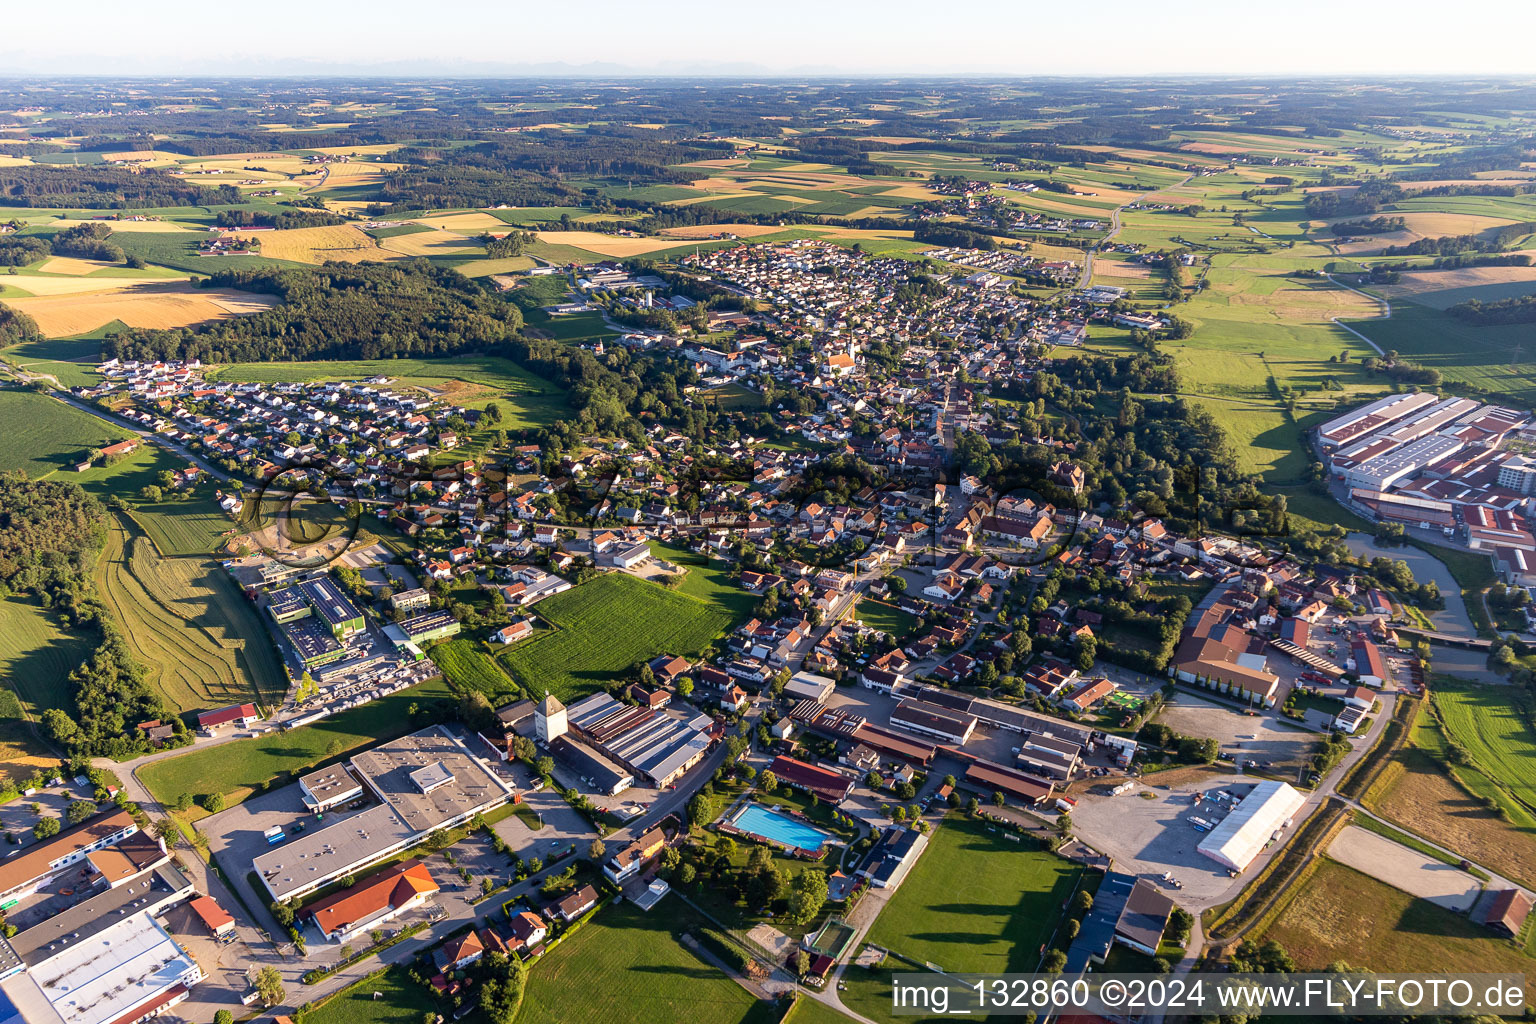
[{"x1": 96, "y1": 519, "x2": 287, "y2": 714}]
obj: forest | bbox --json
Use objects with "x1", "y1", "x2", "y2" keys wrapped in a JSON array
[
  {"x1": 213, "y1": 208, "x2": 346, "y2": 229},
  {"x1": 0, "y1": 164, "x2": 238, "y2": 208},
  {"x1": 102, "y1": 261, "x2": 527, "y2": 363}
]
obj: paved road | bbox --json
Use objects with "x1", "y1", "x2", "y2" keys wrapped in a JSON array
[
  {"x1": 49, "y1": 389, "x2": 238, "y2": 483},
  {"x1": 1082, "y1": 172, "x2": 1193, "y2": 287}
]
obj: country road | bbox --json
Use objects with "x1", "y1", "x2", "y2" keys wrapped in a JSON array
[
  {"x1": 1082, "y1": 171, "x2": 1194, "y2": 287},
  {"x1": 1326, "y1": 272, "x2": 1389, "y2": 355}
]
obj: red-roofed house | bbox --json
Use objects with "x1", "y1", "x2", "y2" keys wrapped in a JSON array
[{"x1": 304, "y1": 860, "x2": 440, "y2": 943}]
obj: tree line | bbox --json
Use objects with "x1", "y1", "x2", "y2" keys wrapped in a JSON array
[
  {"x1": 0, "y1": 165, "x2": 238, "y2": 208},
  {"x1": 213, "y1": 208, "x2": 346, "y2": 230},
  {"x1": 102, "y1": 261, "x2": 526, "y2": 364}
]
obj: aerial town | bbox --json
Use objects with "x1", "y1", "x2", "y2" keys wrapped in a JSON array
[{"x1": 0, "y1": 68, "x2": 1534, "y2": 1024}]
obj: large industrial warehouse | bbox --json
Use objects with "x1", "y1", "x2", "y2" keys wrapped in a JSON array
[{"x1": 1196, "y1": 780, "x2": 1306, "y2": 872}]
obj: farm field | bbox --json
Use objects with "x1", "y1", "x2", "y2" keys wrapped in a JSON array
[
  {"x1": 2, "y1": 282, "x2": 277, "y2": 337},
  {"x1": 207, "y1": 355, "x2": 567, "y2": 425},
  {"x1": 0, "y1": 389, "x2": 133, "y2": 479},
  {"x1": 128, "y1": 492, "x2": 240, "y2": 556},
  {"x1": 375, "y1": 227, "x2": 477, "y2": 257},
  {"x1": 1260, "y1": 858, "x2": 1535, "y2": 989},
  {"x1": 532, "y1": 230, "x2": 693, "y2": 258},
  {"x1": 1367, "y1": 712, "x2": 1536, "y2": 888},
  {"x1": 864, "y1": 814, "x2": 1082, "y2": 974},
  {"x1": 96, "y1": 519, "x2": 287, "y2": 715},
  {"x1": 429, "y1": 637, "x2": 522, "y2": 704},
  {"x1": 1372, "y1": 265, "x2": 1536, "y2": 309},
  {"x1": 138, "y1": 676, "x2": 452, "y2": 807},
  {"x1": 251, "y1": 224, "x2": 395, "y2": 263},
  {"x1": 1343, "y1": 299, "x2": 1536, "y2": 405},
  {"x1": 497, "y1": 571, "x2": 737, "y2": 704},
  {"x1": 0, "y1": 594, "x2": 95, "y2": 723},
  {"x1": 1428, "y1": 677, "x2": 1536, "y2": 810},
  {"x1": 515, "y1": 899, "x2": 775, "y2": 1024}
]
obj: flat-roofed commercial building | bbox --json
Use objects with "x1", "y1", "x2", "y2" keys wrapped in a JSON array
[
  {"x1": 255, "y1": 726, "x2": 513, "y2": 902},
  {"x1": 30, "y1": 912, "x2": 202, "y2": 1024},
  {"x1": 9, "y1": 864, "x2": 193, "y2": 969},
  {"x1": 299, "y1": 576, "x2": 365, "y2": 638},
  {"x1": 0, "y1": 809, "x2": 138, "y2": 906},
  {"x1": 390, "y1": 588, "x2": 431, "y2": 613},
  {"x1": 783, "y1": 672, "x2": 836, "y2": 704},
  {"x1": 283, "y1": 616, "x2": 345, "y2": 669},
  {"x1": 397, "y1": 610, "x2": 461, "y2": 644},
  {"x1": 299, "y1": 766, "x2": 365, "y2": 813}
]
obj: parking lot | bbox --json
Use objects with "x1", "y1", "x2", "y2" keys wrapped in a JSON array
[
  {"x1": 1071, "y1": 772, "x2": 1282, "y2": 907},
  {"x1": 0, "y1": 775, "x2": 99, "y2": 848},
  {"x1": 1155, "y1": 691, "x2": 1316, "y2": 772}
]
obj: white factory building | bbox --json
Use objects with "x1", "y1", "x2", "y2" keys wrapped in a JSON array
[{"x1": 1196, "y1": 780, "x2": 1306, "y2": 872}]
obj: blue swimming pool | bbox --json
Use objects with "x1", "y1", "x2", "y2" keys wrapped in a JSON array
[{"x1": 732, "y1": 804, "x2": 833, "y2": 852}]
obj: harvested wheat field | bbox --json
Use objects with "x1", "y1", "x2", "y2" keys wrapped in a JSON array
[
  {"x1": 4, "y1": 283, "x2": 276, "y2": 337},
  {"x1": 378, "y1": 228, "x2": 477, "y2": 257},
  {"x1": 257, "y1": 224, "x2": 395, "y2": 264},
  {"x1": 659, "y1": 223, "x2": 785, "y2": 239},
  {"x1": 801, "y1": 226, "x2": 916, "y2": 241},
  {"x1": 35, "y1": 256, "x2": 123, "y2": 276},
  {"x1": 410, "y1": 211, "x2": 507, "y2": 233},
  {"x1": 533, "y1": 231, "x2": 685, "y2": 257},
  {"x1": 1332, "y1": 213, "x2": 1526, "y2": 256},
  {"x1": 1375, "y1": 265, "x2": 1536, "y2": 308},
  {"x1": 1092, "y1": 260, "x2": 1156, "y2": 281},
  {"x1": 680, "y1": 158, "x2": 751, "y2": 169},
  {"x1": 100, "y1": 150, "x2": 184, "y2": 165},
  {"x1": 2, "y1": 273, "x2": 188, "y2": 297}
]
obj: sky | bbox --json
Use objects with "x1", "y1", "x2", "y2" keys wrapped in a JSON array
[{"x1": 4, "y1": 0, "x2": 1536, "y2": 77}]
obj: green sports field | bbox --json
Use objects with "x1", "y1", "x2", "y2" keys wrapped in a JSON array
[
  {"x1": 864, "y1": 815, "x2": 1082, "y2": 974},
  {"x1": 515, "y1": 899, "x2": 775, "y2": 1024},
  {"x1": 497, "y1": 570, "x2": 739, "y2": 704}
]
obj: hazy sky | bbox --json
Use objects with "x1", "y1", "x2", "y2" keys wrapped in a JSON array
[{"x1": 4, "y1": 0, "x2": 1535, "y2": 76}]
